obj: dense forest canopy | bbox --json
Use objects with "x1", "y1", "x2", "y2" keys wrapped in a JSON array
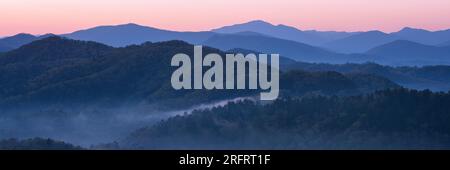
[
  {"x1": 122, "y1": 88, "x2": 450, "y2": 149},
  {"x1": 0, "y1": 36, "x2": 398, "y2": 110},
  {"x1": 0, "y1": 36, "x2": 449, "y2": 149}
]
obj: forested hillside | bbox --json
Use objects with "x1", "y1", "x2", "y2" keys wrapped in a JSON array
[{"x1": 122, "y1": 88, "x2": 450, "y2": 149}]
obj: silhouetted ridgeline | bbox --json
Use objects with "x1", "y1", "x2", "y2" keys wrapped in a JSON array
[
  {"x1": 211, "y1": 20, "x2": 357, "y2": 46},
  {"x1": 223, "y1": 48, "x2": 450, "y2": 92},
  {"x1": 285, "y1": 62, "x2": 450, "y2": 91},
  {"x1": 3, "y1": 21, "x2": 450, "y2": 66},
  {"x1": 0, "y1": 36, "x2": 398, "y2": 110},
  {"x1": 0, "y1": 33, "x2": 54, "y2": 52},
  {"x1": 0, "y1": 36, "x2": 245, "y2": 109},
  {"x1": 0, "y1": 33, "x2": 39, "y2": 52},
  {"x1": 121, "y1": 88, "x2": 450, "y2": 149},
  {"x1": 202, "y1": 33, "x2": 351, "y2": 63},
  {"x1": 213, "y1": 21, "x2": 450, "y2": 53}
]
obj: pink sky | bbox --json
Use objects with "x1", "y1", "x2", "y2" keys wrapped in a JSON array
[{"x1": 1, "y1": 0, "x2": 450, "y2": 36}]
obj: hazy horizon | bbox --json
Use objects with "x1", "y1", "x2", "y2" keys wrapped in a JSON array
[
  {"x1": 2, "y1": 0, "x2": 450, "y2": 37},
  {"x1": 2, "y1": 20, "x2": 450, "y2": 38}
]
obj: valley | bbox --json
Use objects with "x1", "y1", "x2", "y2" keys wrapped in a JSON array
[{"x1": 1, "y1": 20, "x2": 450, "y2": 149}]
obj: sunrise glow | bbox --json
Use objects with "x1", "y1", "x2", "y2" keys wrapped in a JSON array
[{"x1": 1, "y1": 0, "x2": 450, "y2": 36}]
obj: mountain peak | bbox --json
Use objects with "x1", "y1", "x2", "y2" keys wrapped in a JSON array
[
  {"x1": 3, "y1": 33, "x2": 36, "y2": 40},
  {"x1": 366, "y1": 39, "x2": 437, "y2": 57},
  {"x1": 400, "y1": 27, "x2": 414, "y2": 31},
  {"x1": 212, "y1": 20, "x2": 275, "y2": 33},
  {"x1": 365, "y1": 30, "x2": 388, "y2": 35},
  {"x1": 398, "y1": 27, "x2": 430, "y2": 33},
  {"x1": 0, "y1": 33, "x2": 39, "y2": 52},
  {"x1": 1, "y1": 35, "x2": 113, "y2": 64},
  {"x1": 16, "y1": 35, "x2": 112, "y2": 51},
  {"x1": 106, "y1": 23, "x2": 153, "y2": 30},
  {"x1": 38, "y1": 33, "x2": 57, "y2": 38},
  {"x1": 120, "y1": 23, "x2": 145, "y2": 27},
  {"x1": 245, "y1": 20, "x2": 274, "y2": 26},
  {"x1": 276, "y1": 24, "x2": 302, "y2": 31},
  {"x1": 14, "y1": 33, "x2": 35, "y2": 37},
  {"x1": 124, "y1": 23, "x2": 140, "y2": 26},
  {"x1": 73, "y1": 23, "x2": 156, "y2": 33}
]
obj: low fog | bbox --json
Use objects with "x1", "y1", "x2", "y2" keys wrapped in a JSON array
[{"x1": 0, "y1": 97, "x2": 251, "y2": 147}]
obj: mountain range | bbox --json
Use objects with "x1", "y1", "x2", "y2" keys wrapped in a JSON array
[
  {"x1": 322, "y1": 31, "x2": 398, "y2": 53},
  {"x1": 1, "y1": 35, "x2": 450, "y2": 93},
  {"x1": 213, "y1": 21, "x2": 450, "y2": 53},
  {"x1": 366, "y1": 40, "x2": 450, "y2": 65},
  {"x1": 285, "y1": 61, "x2": 450, "y2": 92},
  {"x1": 211, "y1": 20, "x2": 357, "y2": 46},
  {"x1": 1, "y1": 20, "x2": 450, "y2": 66},
  {"x1": 2, "y1": 36, "x2": 450, "y2": 108},
  {"x1": 392, "y1": 27, "x2": 450, "y2": 45},
  {"x1": 62, "y1": 23, "x2": 215, "y2": 47},
  {"x1": 202, "y1": 33, "x2": 349, "y2": 63},
  {"x1": 2, "y1": 36, "x2": 450, "y2": 149},
  {"x1": 0, "y1": 36, "x2": 401, "y2": 109}
]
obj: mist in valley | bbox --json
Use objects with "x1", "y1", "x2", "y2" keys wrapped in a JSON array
[{"x1": 0, "y1": 97, "x2": 250, "y2": 147}]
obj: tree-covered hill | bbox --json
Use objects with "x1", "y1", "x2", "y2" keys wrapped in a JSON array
[
  {"x1": 286, "y1": 62, "x2": 450, "y2": 91},
  {"x1": 0, "y1": 36, "x2": 398, "y2": 110},
  {"x1": 122, "y1": 88, "x2": 450, "y2": 149}
]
